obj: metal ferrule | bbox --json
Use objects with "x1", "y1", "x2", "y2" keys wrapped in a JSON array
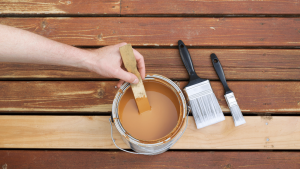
[
  {"x1": 184, "y1": 80, "x2": 212, "y2": 100},
  {"x1": 225, "y1": 92, "x2": 238, "y2": 108}
]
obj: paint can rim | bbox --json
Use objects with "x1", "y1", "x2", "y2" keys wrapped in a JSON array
[{"x1": 112, "y1": 74, "x2": 188, "y2": 147}]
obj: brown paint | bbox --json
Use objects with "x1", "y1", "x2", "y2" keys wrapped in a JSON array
[{"x1": 119, "y1": 80, "x2": 180, "y2": 141}]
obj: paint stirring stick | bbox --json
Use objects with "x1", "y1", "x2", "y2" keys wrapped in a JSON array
[{"x1": 119, "y1": 44, "x2": 151, "y2": 114}]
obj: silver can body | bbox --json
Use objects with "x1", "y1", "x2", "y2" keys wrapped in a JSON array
[{"x1": 111, "y1": 74, "x2": 188, "y2": 155}]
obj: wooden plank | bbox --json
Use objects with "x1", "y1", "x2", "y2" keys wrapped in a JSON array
[
  {"x1": 0, "y1": 81, "x2": 117, "y2": 113},
  {"x1": 0, "y1": 62, "x2": 99, "y2": 79},
  {"x1": 144, "y1": 49, "x2": 300, "y2": 81},
  {"x1": 0, "y1": 0, "x2": 120, "y2": 15},
  {"x1": 1, "y1": 17, "x2": 299, "y2": 47},
  {"x1": 0, "y1": 49, "x2": 299, "y2": 81},
  {"x1": 1, "y1": 151, "x2": 300, "y2": 169},
  {"x1": 121, "y1": 0, "x2": 300, "y2": 15},
  {"x1": 0, "y1": 81, "x2": 299, "y2": 113},
  {"x1": 0, "y1": 116, "x2": 299, "y2": 149}
]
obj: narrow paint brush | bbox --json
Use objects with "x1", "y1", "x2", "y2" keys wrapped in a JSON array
[
  {"x1": 119, "y1": 44, "x2": 151, "y2": 114},
  {"x1": 178, "y1": 40, "x2": 225, "y2": 129},
  {"x1": 210, "y1": 53, "x2": 246, "y2": 126}
]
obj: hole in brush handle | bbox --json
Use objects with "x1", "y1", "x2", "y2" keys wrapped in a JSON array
[
  {"x1": 210, "y1": 53, "x2": 232, "y2": 94},
  {"x1": 178, "y1": 41, "x2": 196, "y2": 77}
]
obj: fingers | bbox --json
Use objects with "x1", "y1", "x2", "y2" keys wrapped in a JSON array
[
  {"x1": 133, "y1": 49, "x2": 146, "y2": 79},
  {"x1": 115, "y1": 42, "x2": 127, "y2": 48},
  {"x1": 116, "y1": 42, "x2": 146, "y2": 80},
  {"x1": 117, "y1": 80, "x2": 124, "y2": 88},
  {"x1": 114, "y1": 68, "x2": 139, "y2": 84}
]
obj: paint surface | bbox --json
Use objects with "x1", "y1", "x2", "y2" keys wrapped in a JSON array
[{"x1": 119, "y1": 81, "x2": 180, "y2": 141}]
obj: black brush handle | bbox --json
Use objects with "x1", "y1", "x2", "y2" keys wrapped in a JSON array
[
  {"x1": 178, "y1": 40, "x2": 200, "y2": 81},
  {"x1": 210, "y1": 53, "x2": 232, "y2": 94}
]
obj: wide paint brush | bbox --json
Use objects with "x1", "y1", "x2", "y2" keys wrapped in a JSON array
[
  {"x1": 178, "y1": 40, "x2": 225, "y2": 129},
  {"x1": 210, "y1": 53, "x2": 246, "y2": 126},
  {"x1": 119, "y1": 44, "x2": 151, "y2": 114}
]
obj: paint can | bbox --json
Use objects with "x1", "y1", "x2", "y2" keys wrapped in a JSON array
[{"x1": 110, "y1": 74, "x2": 189, "y2": 155}]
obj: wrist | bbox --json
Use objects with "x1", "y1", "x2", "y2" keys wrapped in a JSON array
[{"x1": 79, "y1": 49, "x2": 98, "y2": 73}]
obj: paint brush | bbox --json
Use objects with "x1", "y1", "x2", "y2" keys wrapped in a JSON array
[
  {"x1": 178, "y1": 40, "x2": 225, "y2": 129},
  {"x1": 210, "y1": 53, "x2": 246, "y2": 126},
  {"x1": 119, "y1": 44, "x2": 151, "y2": 114}
]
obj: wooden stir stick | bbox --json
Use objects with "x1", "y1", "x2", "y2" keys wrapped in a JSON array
[{"x1": 119, "y1": 44, "x2": 151, "y2": 114}]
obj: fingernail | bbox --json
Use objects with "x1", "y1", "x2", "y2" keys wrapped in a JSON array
[{"x1": 133, "y1": 79, "x2": 138, "y2": 84}]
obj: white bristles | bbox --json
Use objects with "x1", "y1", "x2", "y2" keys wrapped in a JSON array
[
  {"x1": 229, "y1": 105, "x2": 246, "y2": 126},
  {"x1": 185, "y1": 80, "x2": 225, "y2": 129},
  {"x1": 225, "y1": 92, "x2": 246, "y2": 127}
]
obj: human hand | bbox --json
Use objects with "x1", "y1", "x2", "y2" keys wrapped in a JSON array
[{"x1": 83, "y1": 42, "x2": 145, "y2": 88}]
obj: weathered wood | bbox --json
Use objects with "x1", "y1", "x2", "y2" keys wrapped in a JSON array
[
  {"x1": 0, "y1": 81, "x2": 299, "y2": 113},
  {"x1": 121, "y1": 0, "x2": 300, "y2": 15},
  {"x1": 0, "y1": 49, "x2": 300, "y2": 80},
  {"x1": 1, "y1": 150, "x2": 300, "y2": 169},
  {"x1": 0, "y1": 116, "x2": 299, "y2": 149},
  {"x1": 0, "y1": 1, "x2": 298, "y2": 166},
  {"x1": 0, "y1": 62, "x2": 99, "y2": 79},
  {"x1": 1, "y1": 17, "x2": 300, "y2": 46},
  {"x1": 0, "y1": 81, "x2": 117, "y2": 113},
  {"x1": 0, "y1": 0, "x2": 120, "y2": 15}
]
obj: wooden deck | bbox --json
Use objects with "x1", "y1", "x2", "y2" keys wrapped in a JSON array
[{"x1": 0, "y1": 0, "x2": 300, "y2": 168}]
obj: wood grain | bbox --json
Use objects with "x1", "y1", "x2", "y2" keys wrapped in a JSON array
[
  {"x1": 0, "y1": 49, "x2": 299, "y2": 80},
  {"x1": 0, "y1": 116, "x2": 299, "y2": 149},
  {"x1": 1, "y1": 17, "x2": 300, "y2": 46},
  {"x1": 121, "y1": 0, "x2": 300, "y2": 15},
  {"x1": 0, "y1": 81, "x2": 118, "y2": 113},
  {"x1": 0, "y1": 150, "x2": 300, "y2": 169},
  {"x1": 0, "y1": 81, "x2": 299, "y2": 113},
  {"x1": 0, "y1": 0, "x2": 120, "y2": 15},
  {"x1": 143, "y1": 49, "x2": 300, "y2": 81},
  {"x1": 0, "y1": 0, "x2": 298, "y2": 166}
]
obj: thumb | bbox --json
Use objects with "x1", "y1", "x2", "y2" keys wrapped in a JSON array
[{"x1": 115, "y1": 68, "x2": 139, "y2": 84}]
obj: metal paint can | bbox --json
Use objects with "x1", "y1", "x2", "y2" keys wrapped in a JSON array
[{"x1": 110, "y1": 74, "x2": 189, "y2": 155}]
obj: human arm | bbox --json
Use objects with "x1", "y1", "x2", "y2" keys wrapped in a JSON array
[{"x1": 0, "y1": 24, "x2": 145, "y2": 87}]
